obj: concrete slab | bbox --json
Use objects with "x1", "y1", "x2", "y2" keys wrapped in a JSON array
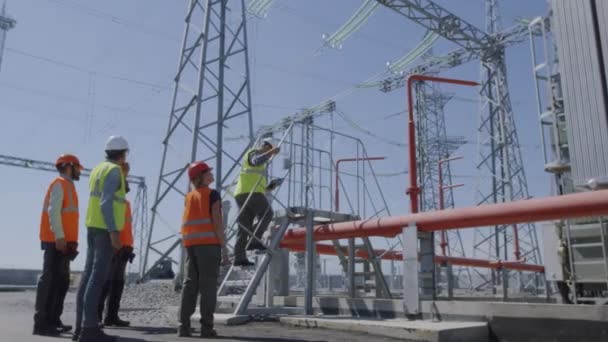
[{"x1": 280, "y1": 316, "x2": 488, "y2": 342}]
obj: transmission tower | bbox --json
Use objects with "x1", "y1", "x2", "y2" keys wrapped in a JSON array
[
  {"x1": 0, "y1": 1, "x2": 16, "y2": 73},
  {"x1": 141, "y1": 0, "x2": 254, "y2": 280},
  {"x1": 414, "y1": 53, "x2": 472, "y2": 290},
  {"x1": 373, "y1": 0, "x2": 543, "y2": 294},
  {"x1": 472, "y1": 0, "x2": 542, "y2": 294}
]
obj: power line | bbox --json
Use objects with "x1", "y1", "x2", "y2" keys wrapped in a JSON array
[
  {"x1": 0, "y1": 81, "x2": 166, "y2": 119},
  {"x1": 6, "y1": 47, "x2": 169, "y2": 91},
  {"x1": 44, "y1": 0, "x2": 178, "y2": 42}
]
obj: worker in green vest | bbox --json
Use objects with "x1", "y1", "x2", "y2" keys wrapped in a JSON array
[
  {"x1": 233, "y1": 138, "x2": 280, "y2": 266},
  {"x1": 73, "y1": 135, "x2": 129, "y2": 342}
]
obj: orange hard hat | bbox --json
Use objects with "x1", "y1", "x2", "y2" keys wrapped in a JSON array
[
  {"x1": 56, "y1": 154, "x2": 84, "y2": 170},
  {"x1": 188, "y1": 161, "x2": 212, "y2": 180}
]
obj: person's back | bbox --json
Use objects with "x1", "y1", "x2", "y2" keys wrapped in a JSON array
[
  {"x1": 74, "y1": 135, "x2": 129, "y2": 342},
  {"x1": 178, "y1": 161, "x2": 229, "y2": 338},
  {"x1": 233, "y1": 139, "x2": 280, "y2": 266}
]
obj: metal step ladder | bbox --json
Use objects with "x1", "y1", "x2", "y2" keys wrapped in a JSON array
[
  {"x1": 330, "y1": 238, "x2": 392, "y2": 298},
  {"x1": 218, "y1": 206, "x2": 383, "y2": 315}
]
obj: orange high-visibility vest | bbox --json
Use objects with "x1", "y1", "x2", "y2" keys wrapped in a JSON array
[
  {"x1": 119, "y1": 200, "x2": 134, "y2": 247},
  {"x1": 40, "y1": 177, "x2": 79, "y2": 243},
  {"x1": 181, "y1": 187, "x2": 219, "y2": 247}
]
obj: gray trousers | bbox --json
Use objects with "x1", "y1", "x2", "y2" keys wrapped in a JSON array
[
  {"x1": 178, "y1": 244, "x2": 221, "y2": 329},
  {"x1": 75, "y1": 228, "x2": 114, "y2": 329},
  {"x1": 234, "y1": 193, "x2": 273, "y2": 261}
]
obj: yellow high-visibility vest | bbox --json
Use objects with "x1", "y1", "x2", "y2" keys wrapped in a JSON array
[{"x1": 85, "y1": 161, "x2": 126, "y2": 230}]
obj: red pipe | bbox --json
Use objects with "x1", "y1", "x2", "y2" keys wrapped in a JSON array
[
  {"x1": 281, "y1": 189, "x2": 608, "y2": 244},
  {"x1": 335, "y1": 157, "x2": 386, "y2": 212},
  {"x1": 407, "y1": 75, "x2": 478, "y2": 214},
  {"x1": 281, "y1": 243, "x2": 544, "y2": 272}
]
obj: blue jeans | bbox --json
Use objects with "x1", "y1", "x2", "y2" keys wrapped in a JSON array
[{"x1": 75, "y1": 228, "x2": 113, "y2": 329}]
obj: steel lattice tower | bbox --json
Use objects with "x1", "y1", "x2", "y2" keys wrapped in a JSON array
[
  {"x1": 472, "y1": 0, "x2": 542, "y2": 293},
  {"x1": 414, "y1": 56, "x2": 473, "y2": 290},
  {"x1": 374, "y1": 0, "x2": 544, "y2": 295},
  {"x1": 0, "y1": 1, "x2": 16, "y2": 73},
  {"x1": 141, "y1": 0, "x2": 254, "y2": 280}
]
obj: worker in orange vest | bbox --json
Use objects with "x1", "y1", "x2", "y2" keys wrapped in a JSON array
[
  {"x1": 33, "y1": 154, "x2": 83, "y2": 337},
  {"x1": 98, "y1": 162, "x2": 135, "y2": 327},
  {"x1": 177, "y1": 161, "x2": 229, "y2": 338}
]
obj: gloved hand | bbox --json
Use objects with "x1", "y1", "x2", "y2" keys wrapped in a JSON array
[
  {"x1": 128, "y1": 252, "x2": 136, "y2": 264},
  {"x1": 66, "y1": 242, "x2": 79, "y2": 261},
  {"x1": 120, "y1": 246, "x2": 135, "y2": 263}
]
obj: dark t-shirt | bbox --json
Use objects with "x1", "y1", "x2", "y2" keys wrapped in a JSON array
[{"x1": 209, "y1": 190, "x2": 220, "y2": 214}]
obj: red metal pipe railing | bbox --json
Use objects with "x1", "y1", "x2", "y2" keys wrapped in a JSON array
[
  {"x1": 281, "y1": 242, "x2": 544, "y2": 272},
  {"x1": 281, "y1": 189, "x2": 608, "y2": 244},
  {"x1": 407, "y1": 75, "x2": 478, "y2": 214},
  {"x1": 437, "y1": 156, "x2": 464, "y2": 256},
  {"x1": 335, "y1": 156, "x2": 386, "y2": 212}
]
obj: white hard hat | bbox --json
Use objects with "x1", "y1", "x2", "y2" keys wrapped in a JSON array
[
  {"x1": 105, "y1": 135, "x2": 129, "y2": 151},
  {"x1": 261, "y1": 137, "x2": 274, "y2": 148}
]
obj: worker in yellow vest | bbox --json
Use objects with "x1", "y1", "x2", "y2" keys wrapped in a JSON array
[
  {"x1": 233, "y1": 138, "x2": 280, "y2": 266},
  {"x1": 98, "y1": 162, "x2": 135, "y2": 327},
  {"x1": 33, "y1": 154, "x2": 83, "y2": 337},
  {"x1": 178, "y1": 161, "x2": 229, "y2": 338},
  {"x1": 73, "y1": 136, "x2": 129, "y2": 342}
]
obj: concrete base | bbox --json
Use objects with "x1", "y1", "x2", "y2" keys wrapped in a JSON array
[
  {"x1": 280, "y1": 316, "x2": 488, "y2": 342},
  {"x1": 273, "y1": 296, "x2": 608, "y2": 342}
]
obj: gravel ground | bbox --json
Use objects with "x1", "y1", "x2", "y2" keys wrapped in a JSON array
[
  {"x1": 0, "y1": 284, "x2": 402, "y2": 342},
  {"x1": 120, "y1": 281, "x2": 182, "y2": 326}
]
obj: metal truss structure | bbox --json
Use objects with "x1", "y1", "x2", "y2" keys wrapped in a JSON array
[
  {"x1": 141, "y1": 0, "x2": 254, "y2": 281},
  {"x1": 0, "y1": 1, "x2": 16, "y2": 73},
  {"x1": 374, "y1": 0, "x2": 543, "y2": 295}
]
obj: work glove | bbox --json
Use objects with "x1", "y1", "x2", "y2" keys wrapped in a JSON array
[{"x1": 66, "y1": 242, "x2": 79, "y2": 261}]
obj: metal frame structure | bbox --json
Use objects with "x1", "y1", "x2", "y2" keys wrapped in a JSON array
[
  {"x1": 0, "y1": 1, "x2": 15, "y2": 73},
  {"x1": 373, "y1": 0, "x2": 544, "y2": 296},
  {"x1": 141, "y1": 0, "x2": 254, "y2": 281},
  {"x1": 0, "y1": 154, "x2": 149, "y2": 274}
]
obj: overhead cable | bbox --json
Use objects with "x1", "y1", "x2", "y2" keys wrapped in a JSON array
[{"x1": 322, "y1": 0, "x2": 379, "y2": 49}]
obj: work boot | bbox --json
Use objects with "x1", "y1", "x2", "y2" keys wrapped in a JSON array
[
  {"x1": 104, "y1": 316, "x2": 130, "y2": 327},
  {"x1": 52, "y1": 320, "x2": 73, "y2": 333},
  {"x1": 78, "y1": 326, "x2": 116, "y2": 342},
  {"x1": 246, "y1": 242, "x2": 266, "y2": 251},
  {"x1": 177, "y1": 325, "x2": 192, "y2": 337},
  {"x1": 32, "y1": 324, "x2": 61, "y2": 337},
  {"x1": 200, "y1": 328, "x2": 218, "y2": 338},
  {"x1": 72, "y1": 326, "x2": 81, "y2": 341},
  {"x1": 233, "y1": 259, "x2": 255, "y2": 267}
]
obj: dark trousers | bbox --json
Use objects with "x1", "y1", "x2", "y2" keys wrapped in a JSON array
[
  {"x1": 98, "y1": 252, "x2": 128, "y2": 321},
  {"x1": 34, "y1": 245, "x2": 70, "y2": 328},
  {"x1": 234, "y1": 193, "x2": 273, "y2": 261},
  {"x1": 178, "y1": 245, "x2": 221, "y2": 329},
  {"x1": 75, "y1": 228, "x2": 114, "y2": 330}
]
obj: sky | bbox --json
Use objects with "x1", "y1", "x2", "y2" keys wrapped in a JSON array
[{"x1": 0, "y1": 0, "x2": 551, "y2": 271}]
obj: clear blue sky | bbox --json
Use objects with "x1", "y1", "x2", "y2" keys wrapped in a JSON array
[{"x1": 0, "y1": 0, "x2": 550, "y2": 270}]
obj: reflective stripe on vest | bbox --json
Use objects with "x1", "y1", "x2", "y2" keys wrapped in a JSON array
[
  {"x1": 182, "y1": 218, "x2": 212, "y2": 227},
  {"x1": 85, "y1": 162, "x2": 127, "y2": 230},
  {"x1": 40, "y1": 177, "x2": 79, "y2": 243},
  {"x1": 234, "y1": 148, "x2": 267, "y2": 196},
  {"x1": 182, "y1": 231, "x2": 216, "y2": 240}
]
